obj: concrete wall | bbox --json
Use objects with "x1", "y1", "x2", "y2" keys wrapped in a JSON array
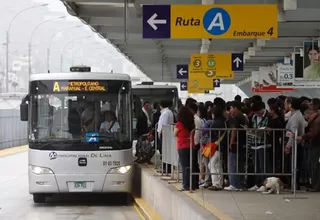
[
  {"x1": 134, "y1": 165, "x2": 218, "y2": 220},
  {"x1": 0, "y1": 110, "x2": 27, "y2": 149}
]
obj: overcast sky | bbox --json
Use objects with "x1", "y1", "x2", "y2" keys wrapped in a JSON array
[
  {"x1": 0, "y1": 0, "x2": 150, "y2": 92},
  {"x1": 0, "y1": 0, "x2": 247, "y2": 100}
]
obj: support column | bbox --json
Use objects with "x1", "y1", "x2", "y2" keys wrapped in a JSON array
[
  {"x1": 5, "y1": 31, "x2": 9, "y2": 92},
  {"x1": 200, "y1": 0, "x2": 214, "y2": 54},
  {"x1": 28, "y1": 42, "x2": 31, "y2": 80}
]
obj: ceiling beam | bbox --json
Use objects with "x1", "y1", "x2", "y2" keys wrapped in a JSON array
[
  {"x1": 89, "y1": 17, "x2": 140, "y2": 26},
  {"x1": 105, "y1": 32, "x2": 142, "y2": 40},
  {"x1": 98, "y1": 26, "x2": 142, "y2": 34},
  {"x1": 64, "y1": 0, "x2": 200, "y2": 4},
  {"x1": 130, "y1": 0, "x2": 142, "y2": 17}
]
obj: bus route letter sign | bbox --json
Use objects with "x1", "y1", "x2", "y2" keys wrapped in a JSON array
[
  {"x1": 142, "y1": 4, "x2": 278, "y2": 39},
  {"x1": 52, "y1": 81, "x2": 107, "y2": 92}
]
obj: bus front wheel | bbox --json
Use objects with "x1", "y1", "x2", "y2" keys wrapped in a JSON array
[
  {"x1": 33, "y1": 194, "x2": 46, "y2": 203},
  {"x1": 123, "y1": 193, "x2": 133, "y2": 205}
]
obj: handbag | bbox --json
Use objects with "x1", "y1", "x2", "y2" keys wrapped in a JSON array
[{"x1": 202, "y1": 123, "x2": 227, "y2": 158}]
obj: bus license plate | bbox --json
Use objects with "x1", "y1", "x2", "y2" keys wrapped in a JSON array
[{"x1": 74, "y1": 181, "x2": 87, "y2": 189}]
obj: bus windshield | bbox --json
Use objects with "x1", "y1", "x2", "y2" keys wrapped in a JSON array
[{"x1": 28, "y1": 80, "x2": 131, "y2": 151}]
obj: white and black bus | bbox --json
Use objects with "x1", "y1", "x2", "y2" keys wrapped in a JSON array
[{"x1": 20, "y1": 66, "x2": 133, "y2": 203}]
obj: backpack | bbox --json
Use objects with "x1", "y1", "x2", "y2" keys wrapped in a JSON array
[{"x1": 135, "y1": 134, "x2": 155, "y2": 163}]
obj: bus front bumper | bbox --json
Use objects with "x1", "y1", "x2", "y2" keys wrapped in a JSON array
[{"x1": 28, "y1": 171, "x2": 132, "y2": 194}]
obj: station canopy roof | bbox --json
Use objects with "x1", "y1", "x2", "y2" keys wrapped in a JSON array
[{"x1": 61, "y1": 0, "x2": 320, "y2": 85}]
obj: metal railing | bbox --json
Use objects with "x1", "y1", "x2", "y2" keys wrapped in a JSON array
[
  {"x1": 0, "y1": 109, "x2": 27, "y2": 149},
  {"x1": 188, "y1": 127, "x2": 299, "y2": 196},
  {"x1": 154, "y1": 122, "x2": 159, "y2": 167}
]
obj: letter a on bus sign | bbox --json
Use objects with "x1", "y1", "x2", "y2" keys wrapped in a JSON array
[{"x1": 53, "y1": 82, "x2": 60, "y2": 92}]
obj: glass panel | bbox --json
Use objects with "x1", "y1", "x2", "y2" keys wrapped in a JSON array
[
  {"x1": 28, "y1": 80, "x2": 131, "y2": 151},
  {"x1": 132, "y1": 88, "x2": 178, "y2": 111}
]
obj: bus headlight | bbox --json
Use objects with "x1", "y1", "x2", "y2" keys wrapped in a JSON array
[
  {"x1": 108, "y1": 165, "x2": 131, "y2": 174},
  {"x1": 30, "y1": 165, "x2": 53, "y2": 175}
]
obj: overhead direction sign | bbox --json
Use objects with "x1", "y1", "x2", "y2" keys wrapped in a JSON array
[
  {"x1": 143, "y1": 4, "x2": 278, "y2": 39},
  {"x1": 231, "y1": 53, "x2": 244, "y2": 71},
  {"x1": 214, "y1": 79, "x2": 220, "y2": 87},
  {"x1": 188, "y1": 87, "x2": 211, "y2": 94},
  {"x1": 176, "y1": 64, "x2": 189, "y2": 79},
  {"x1": 143, "y1": 5, "x2": 170, "y2": 38},
  {"x1": 190, "y1": 53, "x2": 235, "y2": 79},
  {"x1": 180, "y1": 82, "x2": 188, "y2": 91},
  {"x1": 187, "y1": 77, "x2": 214, "y2": 94}
]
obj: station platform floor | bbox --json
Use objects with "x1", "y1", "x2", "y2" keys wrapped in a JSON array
[{"x1": 145, "y1": 163, "x2": 320, "y2": 220}]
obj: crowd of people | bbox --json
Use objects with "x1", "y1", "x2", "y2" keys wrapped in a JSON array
[
  {"x1": 134, "y1": 94, "x2": 320, "y2": 193},
  {"x1": 151, "y1": 95, "x2": 320, "y2": 193}
]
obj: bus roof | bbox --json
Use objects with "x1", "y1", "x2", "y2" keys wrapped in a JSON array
[
  {"x1": 30, "y1": 72, "x2": 131, "y2": 82},
  {"x1": 132, "y1": 85, "x2": 177, "y2": 89}
]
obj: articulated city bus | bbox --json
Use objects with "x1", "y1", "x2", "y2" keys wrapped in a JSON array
[{"x1": 20, "y1": 66, "x2": 133, "y2": 203}]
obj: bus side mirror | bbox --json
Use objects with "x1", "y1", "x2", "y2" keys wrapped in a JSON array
[{"x1": 20, "y1": 103, "x2": 28, "y2": 121}]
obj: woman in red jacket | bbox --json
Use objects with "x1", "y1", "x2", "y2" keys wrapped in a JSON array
[{"x1": 174, "y1": 106, "x2": 196, "y2": 191}]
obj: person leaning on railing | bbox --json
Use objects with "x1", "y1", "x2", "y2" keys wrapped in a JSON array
[
  {"x1": 297, "y1": 111, "x2": 320, "y2": 192},
  {"x1": 202, "y1": 106, "x2": 227, "y2": 191},
  {"x1": 284, "y1": 97, "x2": 306, "y2": 190},
  {"x1": 224, "y1": 101, "x2": 247, "y2": 191},
  {"x1": 247, "y1": 101, "x2": 273, "y2": 192},
  {"x1": 174, "y1": 106, "x2": 197, "y2": 191},
  {"x1": 199, "y1": 114, "x2": 213, "y2": 188}
]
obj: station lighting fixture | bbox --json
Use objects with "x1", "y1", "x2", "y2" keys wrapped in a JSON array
[
  {"x1": 243, "y1": 51, "x2": 250, "y2": 63},
  {"x1": 283, "y1": 0, "x2": 297, "y2": 11},
  {"x1": 256, "y1": 39, "x2": 266, "y2": 47},
  {"x1": 252, "y1": 43, "x2": 262, "y2": 52},
  {"x1": 300, "y1": 48, "x2": 304, "y2": 57},
  {"x1": 248, "y1": 47, "x2": 255, "y2": 56},
  {"x1": 284, "y1": 57, "x2": 290, "y2": 64}
]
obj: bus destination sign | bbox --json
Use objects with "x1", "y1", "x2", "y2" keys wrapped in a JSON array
[{"x1": 53, "y1": 81, "x2": 107, "y2": 92}]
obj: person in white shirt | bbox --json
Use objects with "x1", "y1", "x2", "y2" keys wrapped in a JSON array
[
  {"x1": 157, "y1": 100, "x2": 174, "y2": 173},
  {"x1": 284, "y1": 97, "x2": 306, "y2": 190},
  {"x1": 100, "y1": 111, "x2": 120, "y2": 133},
  {"x1": 157, "y1": 101, "x2": 174, "y2": 139}
]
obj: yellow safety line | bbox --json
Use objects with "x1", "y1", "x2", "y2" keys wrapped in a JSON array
[
  {"x1": 0, "y1": 145, "x2": 28, "y2": 157},
  {"x1": 134, "y1": 197, "x2": 161, "y2": 220},
  {"x1": 134, "y1": 203, "x2": 146, "y2": 220},
  {"x1": 172, "y1": 183, "x2": 233, "y2": 220},
  {"x1": 147, "y1": 165, "x2": 233, "y2": 220}
]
